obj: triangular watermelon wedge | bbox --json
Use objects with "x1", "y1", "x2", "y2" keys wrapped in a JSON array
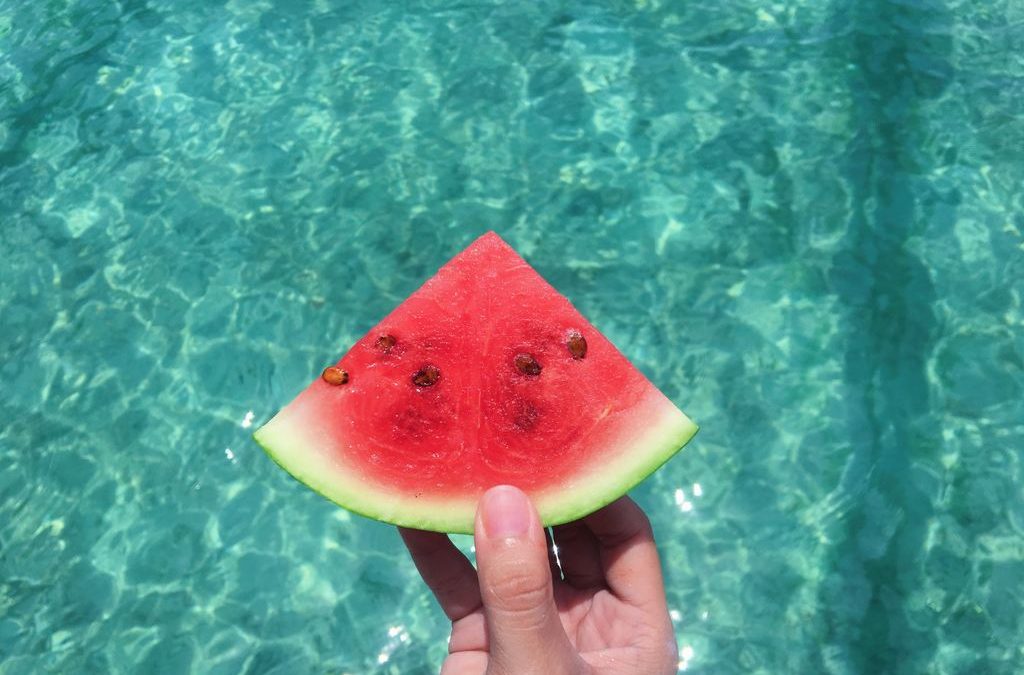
[{"x1": 254, "y1": 232, "x2": 697, "y2": 533}]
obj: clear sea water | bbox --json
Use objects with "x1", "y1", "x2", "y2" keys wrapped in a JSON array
[{"x1": 1, "y1": 0, "x2": 1022, "y2": 673}]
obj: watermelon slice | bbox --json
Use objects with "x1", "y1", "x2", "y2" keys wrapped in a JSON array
[{"x1": 254, "y1": 232, "x2": 697, "y2": 533}]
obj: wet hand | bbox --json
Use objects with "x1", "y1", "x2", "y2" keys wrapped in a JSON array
[{"x1": 400, "y1": 486, "x2": 678, "y2": 675}]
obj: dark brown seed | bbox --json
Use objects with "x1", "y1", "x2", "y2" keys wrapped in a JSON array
[
  {"x1": 514, "y1": 353, "x2": 542, "y2": 377},
  {"x1": 412, "y1": 364, "x2": 441, "y2": 387},
  {"x1": 374, "y1": 334, "x2": 397, "y2": 353},
  {"x1": 321, "y1": 366, "x2": 349, "y2": 386},
  {"x1": 566, "y1": 330, "x2": 587, "y2": 359},
  {"x1": 513, "y1": 401, "x2": 539, "y2": 430}
]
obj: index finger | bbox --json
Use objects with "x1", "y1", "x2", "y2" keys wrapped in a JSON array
[
  {"x1": 399, "y1": 527, "x2": 482, "y2": 621},
  {"x1": 582, "y1": 496, "x2": 669, "y2": 609}
]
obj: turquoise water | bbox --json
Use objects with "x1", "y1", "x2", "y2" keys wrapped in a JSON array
[{"x1": 2, "y1": 0, "x2": 1023, "y2": 672}]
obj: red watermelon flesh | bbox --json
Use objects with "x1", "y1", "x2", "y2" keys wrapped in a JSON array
[{"x1": 254, "y1": 232, "x2": 697, "y2": 533}]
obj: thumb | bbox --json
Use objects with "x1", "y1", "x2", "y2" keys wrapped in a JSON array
[{"x1": 474, "y1": 486, "x2": 579, "y2": 675}]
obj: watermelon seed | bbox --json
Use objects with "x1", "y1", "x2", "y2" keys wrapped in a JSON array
[
  {"x1": 514, "y1": 353, "x2": 542, "y2": 377},
  {"x1": 566, "y1": 330, "x2": 587, "y2": 359},
  {"x1": 321, "y1": 366, "x2": 349, "y2": 386},
  {"x1": 514, "y1": 402, "x2": 539, "y2": 430},
  {"x1": 412, "y1": 364, "x2": 441, "y2": 387},
  {"x1": 375, "y1": 334, "x2": 397, "y2": 353}
]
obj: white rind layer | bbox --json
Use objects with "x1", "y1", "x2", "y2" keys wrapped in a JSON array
[{"x1": 254, "y1": 386, "x2": 697, "y2": 534}]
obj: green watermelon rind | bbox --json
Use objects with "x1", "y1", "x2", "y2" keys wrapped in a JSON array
[{"x1": 252, "y1": 388, "x2": 698, "y2": 534}]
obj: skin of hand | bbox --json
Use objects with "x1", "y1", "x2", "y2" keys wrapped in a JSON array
[{"x1": 399, "y1": 485, "x2": 679, "y2": 675}]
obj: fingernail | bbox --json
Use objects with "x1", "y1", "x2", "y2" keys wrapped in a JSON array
[{"x1": 481, "y1": 486, "x2": 531, "y2": 539}]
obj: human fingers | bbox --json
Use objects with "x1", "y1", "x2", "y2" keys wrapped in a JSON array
[
  {"x1": 448, "y1": 611, "x2": 488, "y2": 653},
  {"x1": 551, "y1": 521, "x2": 603, "y2": 589},
  {"x1": 399, "y1": 527, "x2": 481, "y2": 621},
  {"x1": 473, "y1": 486, "x2": 581, "y2": 675},
  {"x1": 440, "y1": 650, "x2": 488, "y2": 674},
  {"x1": 582, "y1": 496, "x2": 669, "y2": 609}
]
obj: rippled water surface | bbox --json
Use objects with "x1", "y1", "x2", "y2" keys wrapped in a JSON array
[{"x1": 2, "y1": 0, "x2": 1023, "y2": 673}]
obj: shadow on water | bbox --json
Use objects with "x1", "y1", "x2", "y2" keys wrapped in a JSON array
[{"x1": 820, "y1": 0, "x2": 951, "y2": 672}]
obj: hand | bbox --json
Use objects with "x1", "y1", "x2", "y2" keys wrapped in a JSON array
[{"x1": 399, "y1": 486, "x2": 678, "y2": 674}]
